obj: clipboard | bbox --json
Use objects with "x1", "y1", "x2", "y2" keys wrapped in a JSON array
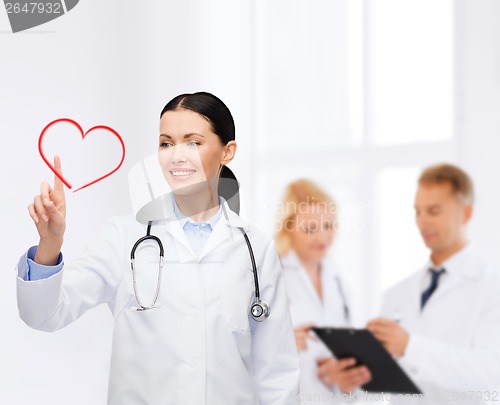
[{"x1": 312, "y1": 327, "x2": 421, "y2": 394}]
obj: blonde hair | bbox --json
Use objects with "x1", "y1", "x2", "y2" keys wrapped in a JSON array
[
  {"x1": 275, "y1": 179, "x2": 337, "y2": 257},
  {"x1": 418, "y1": 163, "x2": 474, "y2": 204}
]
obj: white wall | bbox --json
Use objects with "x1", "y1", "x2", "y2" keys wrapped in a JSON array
[
  {"x1": 455, "y1": 0, "x2": 500, "y2": 263},
  {"x1": 0, "y1": 1, "x2": 252, "y2": 403}
]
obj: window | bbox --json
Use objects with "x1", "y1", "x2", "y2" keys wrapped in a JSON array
[
  {"x1": 251, "y1": 0, "x2": 455, "y2": 322},
  {"x1": 375, "y1": 167, "x2": 428, "y2": 290},
  {"x1": 367, "y1": 0, "x2": 454, "y2": 145}
]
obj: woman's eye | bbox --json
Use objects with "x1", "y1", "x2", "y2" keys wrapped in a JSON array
[
  {"x1": 159, "y1": 142, "x2": 173, "y2": 148},
  {"x1": 187, "y1": 141, "x2": 199, "y2": 147}
]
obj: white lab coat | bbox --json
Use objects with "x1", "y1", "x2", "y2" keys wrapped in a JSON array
[
  {"x1": 380, "y1": 244, "x2": 500, "y2": 404},
  {"x1": 281, "y1": 251, "x2": 350, "y2": 404},
  {"x1": 16, "y1": 198, "x2": 300, "y2": 405}
]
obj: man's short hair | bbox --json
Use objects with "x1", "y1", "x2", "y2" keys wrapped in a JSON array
[{"x1": 418, "y1": 163, "x2": 474, "y2": 204}]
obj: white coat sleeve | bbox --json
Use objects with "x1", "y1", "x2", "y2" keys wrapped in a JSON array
[
  {"x1": 250, "y1": 239, "x2": 300, "y2": 405},
  {"x1": 401, "y1": 293, "x2": 500, "y2": 392},
  {"x1": 16, "y1": 216, "x2": 125, "y2": 331}
]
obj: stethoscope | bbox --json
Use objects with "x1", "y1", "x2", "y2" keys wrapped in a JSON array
[
  {"x1": 334, "y1": 275, "x2": 350, "y2": 323},
  {"x1": 130, "y1": 221, "x2": 270, "y2": 322}
]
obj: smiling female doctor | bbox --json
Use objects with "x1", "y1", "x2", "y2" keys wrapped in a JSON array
[
  {"x1": 16, "y1": 92, "x2": 300, "y2": 405},
  {"x1": 275, "y1": 180, "x2": 371, "y2": 403}
]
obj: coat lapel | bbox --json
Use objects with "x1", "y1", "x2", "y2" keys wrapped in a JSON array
[
  {"x1": 425, "y1": 272, "x2": 462, "y2": 307},
  {"x1": 165, "y1": 220, "x2": 197, "y2": 262},
  {"x1": 149, "y1": 194, "x2": 197, "y2": 262},
  {"x1": 283, "y1": 251, "x2": 323, "y2": 313},
  {"x1": 425, "y1": 245, "x2": 485, "y2": 307},
  {"x1": 198, "y1": 201, "x2": 247, "y2": 261}
]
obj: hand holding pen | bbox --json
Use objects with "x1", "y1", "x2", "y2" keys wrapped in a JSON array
[{"x1": 366, "y1": 317, "x2": 410, "y2": 358}]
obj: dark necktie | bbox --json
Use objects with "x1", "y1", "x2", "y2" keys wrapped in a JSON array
[{"x1": 421, "y1": 268, "x2": 445, "y2": 309}]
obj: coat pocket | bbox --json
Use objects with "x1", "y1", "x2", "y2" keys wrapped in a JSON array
[{"x1": 218, "y1": 266, "x2": 254, "y2": 332}]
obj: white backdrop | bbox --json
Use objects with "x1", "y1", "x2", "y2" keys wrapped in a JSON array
[
  {"x1": 2, "y1": 0, "x2": 500, "y2": 403},
  {"x1": 1, "y1": 1, "x2": 253, "y2": 403}
]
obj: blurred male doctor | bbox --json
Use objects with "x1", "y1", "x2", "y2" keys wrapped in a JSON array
[{"x1": 367, "y1": 164, "x2": 500, "y2": 403}]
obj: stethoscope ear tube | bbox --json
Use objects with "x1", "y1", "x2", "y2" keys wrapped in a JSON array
[
  {"x1": 242, "y1": 229, "x2": 270, "y2": 321},
  {"x1": 334, "y1": 275, "x2": 350, "y2": 323},
  {"x1": 130, "y1": 221, "x2": 164, "y2": 310},
  {"x1": 242, "y1": 232, "x2": 260, "y2": 299}
]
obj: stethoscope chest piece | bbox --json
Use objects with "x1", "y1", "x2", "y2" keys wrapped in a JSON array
[{"x1": 250, "y1": 299, "x2": 270, "y2": 322}]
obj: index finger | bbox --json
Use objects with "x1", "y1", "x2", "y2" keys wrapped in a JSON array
[{"x1": 53, "y1": 155, "x2": 65, "y2": 192}]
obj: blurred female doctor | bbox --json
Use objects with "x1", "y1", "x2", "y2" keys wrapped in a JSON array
[
  {"x1": 275, "y1": 180, "x2": 371, "y2": 402},
  {"x1": 16, "y1": 92, "x2": 300, "y2": 405}
]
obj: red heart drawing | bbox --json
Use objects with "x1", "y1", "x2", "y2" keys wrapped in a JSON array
[{"x1": 38, "y1": 118, "x2": 126, "y2": 192}]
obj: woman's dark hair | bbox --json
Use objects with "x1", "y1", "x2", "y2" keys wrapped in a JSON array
[{"x1": 160, "y1": 92, "x2": 240, "y2": 213}]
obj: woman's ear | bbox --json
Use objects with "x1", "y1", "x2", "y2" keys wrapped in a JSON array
[{"x1": 221, "y1": 141, "x2": 237, "y2": 165}]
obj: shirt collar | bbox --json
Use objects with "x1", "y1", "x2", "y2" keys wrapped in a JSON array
[
  {"x1": 423, "y1": 243, "x2": 486, "y2": 280},
  {"x1": 280, "y1": 250, "x2": 303, "y2": 270},
  {"x1": 171, "y1": 194, "x2": 223, "y2": 230},
  {"x1": 135, "y1": 191, "x2": 248, "y2": 230},
  {"x1": 427, "y1": 243, "x2": 471, "y2": 270}
]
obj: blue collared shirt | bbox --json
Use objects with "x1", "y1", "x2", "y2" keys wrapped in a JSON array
[
  {"x1": 171, "y1": 195, "x2": 223, "y2": 258},
  {"x1": 20, "y1": 197, "x2": 224, "y2": 281}
]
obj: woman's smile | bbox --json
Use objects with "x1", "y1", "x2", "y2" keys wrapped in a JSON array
[{"x1": 169, "y1": 168, "x2": 197, "y2": 180}]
